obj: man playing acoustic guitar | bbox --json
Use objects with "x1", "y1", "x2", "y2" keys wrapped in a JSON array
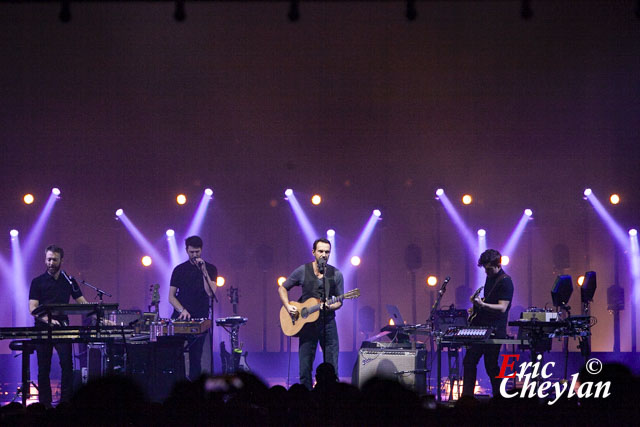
[
  {"x1": 462, "y1": 248, "x2": 514, "y2": 399},
  {"x1": 278, "y1": 238, "x2": 344, "y2": 389}
]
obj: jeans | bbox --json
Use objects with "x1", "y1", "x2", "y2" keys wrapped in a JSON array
[
  {"x1": 36, "y1": 342, "x2": 74, "y2": 407},
  {"x1": 298, "y1": 315, "x2": 339, "y2": 390},
  {"x1": 185, "y1": 333, "x2": 207, "y2": 380},
  {"x1": 462, "y1": 343, "x2": 502, "y2": 398}
]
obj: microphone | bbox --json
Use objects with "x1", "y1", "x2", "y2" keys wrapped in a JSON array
[
  {"x1": 438, "y1": 276, "x2": 451, "y2": 295},
  {"x1": 317, "y1": 258, "x2": 327, "y2": 273},
  {"x1": 61, "y1": 270, "x2": 74, "y2": 285}
]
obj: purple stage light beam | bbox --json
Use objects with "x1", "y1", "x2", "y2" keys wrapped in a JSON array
[
  {"x1": 285, "y1": 189, "x2": 318, "y2": 248},
  {"x1": 476, "y1": 229, "x2": 487, "y2": 289},
  {"x1": 10, "y1": 230, "x2": 29, "y2": 326},
  {"x1": 501, "y1": 209, "x2": 533, "y2": 261},
  {"x1": 585, "y1": 190, "x2": 628, "y2": 249},
  {"x1": 436, "y1": 190, "x2": 476, "y2": 252},
  {"x1": 23, "y1": 188, "x2": 60, "y2": 258},
  {"x1": 326, "y1": 229, "x2": 338, "y2": 270},
  {"x1": 342, "y1": 210, "x2": 382, "y2": 279},
  {"x1": 116, "y1": 211, "x2": 170, "y2": 273},
  {"x1": 185, "y1": 189, "x2": 214, "y2": 238},
  {"x1": 629, "y1": 229, "x2": 640, "y2": 306},
  {"x1": 166, "y1": 229, "x2": 183, "y2": 267}
]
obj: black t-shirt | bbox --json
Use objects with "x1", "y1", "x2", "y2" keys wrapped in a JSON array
[
  {"x1": 170, "y1": 260, "x2": 217, "y2": 319},
  {"x1": 282, "y1": 262, "x2": 344, "y2": 321},
  {"x1": 474, "y1": 269, "x2": 514, "y2": 337},
  {"x1": 29, "y1": 272, "x2": 84, "y2": 325}
]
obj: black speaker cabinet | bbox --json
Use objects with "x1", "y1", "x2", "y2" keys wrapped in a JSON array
[{"x1": 353, "y1": 348, "x2": 426, "y2": 393}]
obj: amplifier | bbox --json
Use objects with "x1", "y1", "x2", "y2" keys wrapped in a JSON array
[
  {"x1": 353, "y1": 348, "x2": 426, "y2": 393},
  {"x1": 108, "y1": 310, "x2": 142, "y2": 327},
  {"x1": 521, "y1": 311, "x2": 559, "y2": 322},
  {"x1": 86, "y1": 343, "x2": 108, "y2": 382}
]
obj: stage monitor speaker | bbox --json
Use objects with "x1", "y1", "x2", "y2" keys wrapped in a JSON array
[
  {"x1": 86, "y1": 343, "x2": 108, "y2": 382},
  {"x1": 353, "y1": 348, "x2": 426, "y2": 393}
]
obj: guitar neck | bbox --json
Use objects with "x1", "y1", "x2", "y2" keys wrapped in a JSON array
[{"x1": 308, "y1": 294, "x2": 347, "y2": 315}]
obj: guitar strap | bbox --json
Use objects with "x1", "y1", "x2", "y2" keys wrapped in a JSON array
[{"x1": 484, "y1": 273, "x2": 509, "y2": 301}]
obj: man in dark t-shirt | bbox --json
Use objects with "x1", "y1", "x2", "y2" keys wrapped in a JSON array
[
  {"x1": 168, "y1": 235, "x2": 217, "y2": 380},
  {"x1": 28, "y1": 245, "x2": 89, "y2": 407},
  {"x1": 462, "y1": 248, "x2": 514, "y2": 398},
  {"x1": 278, "y1": 238, "x2": 344, "y2": 389}
]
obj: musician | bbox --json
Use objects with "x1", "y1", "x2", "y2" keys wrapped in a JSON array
[
  {"x1": 168, "y1": 235, "x2": 217, "y2": 380},
  {"x1": 28, "y1": 245, "x2": 89, "y2": 407},
  {"x1": 278, "y1": 238, "x2": 344, "y2": 389},
  {"x1": 462, "y1": 248, "x2": 514, "y2": 398}
]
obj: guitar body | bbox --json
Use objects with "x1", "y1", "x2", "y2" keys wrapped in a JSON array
[
  {"x1": 280, "y1": 289, "x2": 360, "y2": 337},
  {"x1": 467, "y1": 286, "x2": 484, "y2": 326},
  {"x1": 279, "y1": 298, "x2": 321, "y2": 337}
]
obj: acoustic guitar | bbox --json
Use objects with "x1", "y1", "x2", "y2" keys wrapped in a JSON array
[{"x1": 280, "y1": 289, "x2": 360, "y2": 336}]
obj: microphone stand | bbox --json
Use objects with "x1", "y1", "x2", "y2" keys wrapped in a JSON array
[
  {"x1": 429, "y1": 277, "x2": 451, "y2": 327},
  {"x1": 79, "y1": 279, "x2": 113, "y2": 332},
  {"x1": 318, "y1": 260, "x2": 328, "y2": 366},
  {"x1": 430, "y1": 276, "x2": 450, "y2": 401},
  {"x1": 199, "y1": 263, "x2": 218, "y2": 375}
]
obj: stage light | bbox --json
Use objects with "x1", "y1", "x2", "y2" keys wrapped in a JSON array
[
  {"x1": 23, "y1": 194, "x2": 34, "y2": 204},
  {"x1": 435, "y1": 188, "x2": 444, "y2": 197},
  {"x1": 277, "y1": 276, "x2": 286, "y2": 287},
  {"x1": 10, "y1": 229, "x2": 19, "y2": 237},
  {"x1": 141, "y1": 256, "x2": 152, "y2": 267},
  {"x1": 427, "y1": 276, "x2": 437, "y2": 287},
  {"x1": 630, "y1": 229, "x2": 638, "y2": 237},
  {"x1": 389, "y1": 318, "x2": 395, "y2": 326},
  {"x1": 216, "y1": 276, "x2": 225, "y2": 287},
  {"x1": 327, "y1": 229, "x2": 335, "y2": 237},
  {"x1": 51, "y1": 188, "x2": 61, "y2": 196},
  {"x1": 284, "y1": 189, "x2": 293, "y2": 197},
  {"x1": 205, "y1": 188, "x2": 213, "y2": 197},
  {"x1": 311, "y1": 195, "x2": 322, "y2": 205},
  {"x1": 166, "y1": 229, "x2": 175, "y2": 237},
  {"x1": 462, "y1": 194, "x2": 472, "y2": 205},
  {"x1": 373, "y1": 209, "x2": 382, "y2": 217},
  {"x1": 583, "y1": 188, "x2": 592, "y2": 197},
  {"x1": 610, "y1": 194, "x2": 620, "y2": 205},
  {"x1": 115, "y1": 209, "x2": 123, "y2": 217},
  {"x1": 524, "y1": 209, "x2": 533, "y2": 217},
  {"x1": 477, "y1": 229, "x2": 486, "y2": 237},
  {"x1": 350, "y1": 256, "x2": 361, "y2": 267},
  {"x1": 501, "y1": 255, "x2": 510, "y2": 266},
  {"x1": 577, "y1": 275, "x2": 585, "y2": 286},
  {"x1": 176, "y1": 194, "x2": 187, "y2": 205}
]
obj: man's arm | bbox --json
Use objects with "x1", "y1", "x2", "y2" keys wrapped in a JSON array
[
  {"x1": 29, "y1": 298, "x2": 61, "y2": 325},
  {"x1": 474, "y1": 298, "x2": 510, "y2": 313},
  {"x1": 169, "y1": 286, "x2": 191, "y2": 320},
  {"x1": 278, "y1": 285, "x2": 297, "y2": 315},
  {"x1": 199, "y1": 262, "x2": 217, "y2": 297},
  {"x1": 75, "y1": 296, "x2": 89, "y2": 304}
]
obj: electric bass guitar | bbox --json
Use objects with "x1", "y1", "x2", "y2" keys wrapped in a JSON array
[
  {"x1": 467, "y1": 286, "x2": 484, "y2": 325},
  {"x1": 280, "y1": 289, "x2": 360, "y2": 336}
]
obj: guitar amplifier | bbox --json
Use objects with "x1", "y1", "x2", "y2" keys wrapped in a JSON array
[
  {"x1": 107, "y1": 310, "x2": 142, "y2": 327},
  {"x1": 353, "y1": 348, "x2": 426, "y2": 393}
]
